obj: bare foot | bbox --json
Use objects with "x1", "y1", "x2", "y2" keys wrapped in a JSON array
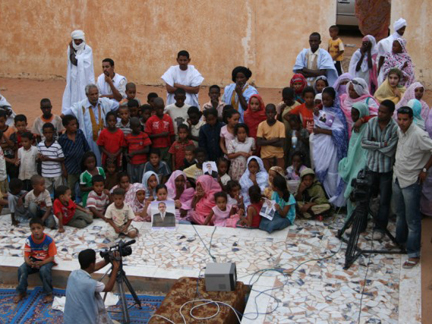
[
  {"x1": 13, "y1": 293, "x2": 26, "y2": 303},
  {"x1": 43, "y1": 294, "x2": 53, "y2": 303}
]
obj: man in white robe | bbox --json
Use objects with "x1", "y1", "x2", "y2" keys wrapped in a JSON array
[
  {"x1": 63, "y1": 84, "x2": 119, "y2": 166},
  {"x1": 377, "y1": 18, "x2": 407, "y2": 85},
  {"x1": 0, "y1": 92, "x2": 15, "y2": 126},
  {"x1": 293, "y1": 32, "x2": 338, "y2": 87},
  {"x1": 96, "y1": 58, "x2": 127, "y2": 102},
  {"x1": 61, "y1": 30, "x2": 95, "y2": 114},
  {"x1": 161, "y1": 50, "x2": 204, "y2": 108}
]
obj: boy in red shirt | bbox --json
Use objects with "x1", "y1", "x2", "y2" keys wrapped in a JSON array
[
  {"x1": 97, "y1": 111, "x2": 126, "y2": 168},
  {"x1": 145, "y1": 97, "x2": 175, "y2": 165},
  {"x1": 288, "y1": 86, "x2": 316, "y2": 134},
  {"x1": 14, "y1": 217, "x2": 57, "y2": 303},
  {"x1": 53, "y1": 185, "x2": 93, "y2": 233},
  {"x1": 169, "y1": 124, "x2": 194, "y2": 170},
  {"x1": 125, "y1": 117, "x2": 152, "y2": 182}
]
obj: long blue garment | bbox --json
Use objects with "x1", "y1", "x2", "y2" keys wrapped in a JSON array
[{"x1": 223, "y1": 83, "x2": 258, "y2": 122}]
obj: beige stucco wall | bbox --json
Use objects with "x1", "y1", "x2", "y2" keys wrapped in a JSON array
[
  {"x1": 0, "y1": 0, "x2": 336, "y2": 88},
  {"x1": 391, "y1": 2, "x2": 432, "y2": 88}
]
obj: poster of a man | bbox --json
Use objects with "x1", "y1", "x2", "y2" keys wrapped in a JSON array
[{"x1": 151, "y1": 201, "x2": 176, "y2": 228}]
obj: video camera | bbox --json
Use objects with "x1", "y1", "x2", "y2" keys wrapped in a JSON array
[
  {"x1": 100, "y1": 240, "x2": 135, "y2": 263},
  {"x1": 350, "y1": 169, "x2": 370, "y2": 203}
]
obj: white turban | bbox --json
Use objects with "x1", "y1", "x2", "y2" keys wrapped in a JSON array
[
  {"x1": 314, "y1": 93, "x2": 322, "y2": 101},
  {"x1": 393, "y1": 18, "x2": 407, "y2": 32},
  {"x1": 71, "y1": 30, "x2": 86, "y2": 53}
]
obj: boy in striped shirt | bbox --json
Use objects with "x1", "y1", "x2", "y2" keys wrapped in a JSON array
[
  {"x1": 86, "y1": 175, "x2": 110, "y2": 221},
  {"x1": 14, "y1": 217, "x2": 57, "y2": 303},
  {"x1": 37, "y1": 123, "x2": 65, "y2": 195}
]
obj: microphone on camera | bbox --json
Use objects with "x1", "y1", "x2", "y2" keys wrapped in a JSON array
[{"x1": 122, "y1": 240, "x2": 136, "y2": 247}]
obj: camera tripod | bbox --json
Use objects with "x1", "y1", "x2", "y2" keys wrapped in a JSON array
[
  {"x1": 337, "y1": 192, "x2": 406, "y2": 270},
  {"x1": 101, "y1": 260, "x2": 142, "y2": 324}
]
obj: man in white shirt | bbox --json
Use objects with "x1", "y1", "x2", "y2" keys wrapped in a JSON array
[
  {"x1": 97, "y1": 58, "x2": 127, "y2": 102},
  {"x1": 393, "y1": 106, "x2": 432, "y2": 269},
  {"x1": 64, "y1": 249, "x2": 119, "y2": 324},
  {"x1": 161, "y1": 50, "x2": 204, "y2": 108}
]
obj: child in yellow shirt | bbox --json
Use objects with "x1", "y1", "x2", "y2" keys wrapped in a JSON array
[{"x1": 328, "y1": 25, "x2": 345, "y2": 76}]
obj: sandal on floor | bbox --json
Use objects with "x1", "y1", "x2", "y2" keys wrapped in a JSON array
[{"x1": 403, "y1": 258, "x2": 420, "y2": 269}]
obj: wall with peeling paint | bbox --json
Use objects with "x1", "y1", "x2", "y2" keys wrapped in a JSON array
[
  {"x1": 391, "y1": 2, "x2": 432, "y2": 88},
  {"x1": 0, "y1": 0, "x2": 336, "y2": 88}
]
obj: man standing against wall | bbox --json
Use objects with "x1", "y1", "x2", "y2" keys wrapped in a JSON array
[
  {"x1": 62, "y1": 30, "x2": 95, "y2": 114},
  {"x1": 97, "y1": 58, "x2": 127, "y2": 102},
  {"x1": 393, "y1": 106, "x2": 432, "y2": 269}
]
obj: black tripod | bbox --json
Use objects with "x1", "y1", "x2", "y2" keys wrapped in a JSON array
[
  {"x1": 101, "y1": 260, "x2": 142, "y2": 324},
  {"x1": 337, "y1": 170, "x2": 405, "y2": 269}
]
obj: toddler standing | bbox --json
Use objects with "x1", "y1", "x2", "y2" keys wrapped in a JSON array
[{"x1": 16, "y1": 132, "x2": 38, "y2": 191}]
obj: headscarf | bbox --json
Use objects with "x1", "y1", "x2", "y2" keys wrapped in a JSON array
[
  {"x1": 396, "y1": 82, "x2": 430, "y2": 119},
  {"x1": 268, "y1": 166, "x2": 285, "y2": 185},
  {"x1": 240, "y1": 156, "x2": 269, "y2": 205},
  {"x1": 313, "y1": 76, "x2": 329, "y2": 94},
  {"x1": 142, "y1": 171, "x2": 159, "y2": 199},
  {"x1": 194, "y1": 175, "x2": 221, "y2": 217},
  {"x1": 381, "y1": 38, "x2": 415, "y2": 87},
  {"x1": 231, "y1": 66, "x2": 252, "y2": 82},
  {"x1": 244, "y1": 94, "x2": 267, "y2": 138},
  {"x1": 165, "y1": 170, "x2": 195, "y2": 210},
  {"x1": 339, "y1": 78, "x2": 378, "y2": 135},
  {"x1": 393, "y1": 18, "x2": 407, "y2": 32},
  {"x1": 332, "y1": 73, "x2": 353, "y2": 97},
  {"x1": 375, "y1": 69, "x2": 406, "y2": 104},
  {"x1": 408, "y1": 99, "x2": 426, "y2": 130},
  {"x1": 71, "y1": 30, "x2": 86, "y2": 54},
  {"x1": 300, "y1": 168, "x2": 315, "y2": 180},
  {"x1": 290, "y1": 74, "x2": 307, "y2": 103},
  {"x1": 125, "y1": 183, "x2": 146, "y2": 214}
]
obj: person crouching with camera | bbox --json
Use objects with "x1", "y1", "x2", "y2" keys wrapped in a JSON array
[{"x1": 64, "y1": 249, "x2": 119, "y2": 324}]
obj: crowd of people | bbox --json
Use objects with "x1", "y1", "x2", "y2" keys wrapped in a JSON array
[{"x1": 1, "y1": 18, "x2": 432, "y2": 309}]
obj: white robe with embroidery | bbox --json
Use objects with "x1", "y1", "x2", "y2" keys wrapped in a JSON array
[
  {"x1": 161, "y1": 65, "x2": 204, "y2": 107},
  {"x1": 61, "y1": 45, "x2": 95, "y2": 114},
  {"x1": 293, "y1": 48, "x2": 338, "y2": 87}
]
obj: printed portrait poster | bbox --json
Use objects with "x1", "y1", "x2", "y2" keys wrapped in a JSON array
[
  {"x1": 203, "y1": 161, "x2": 218, "y2": 179},
  {"x1": 151, "y1": 200, "x2": 176, "y2": 229},
  {"x1": 260, "y1": 198, "x2": 275, "y2": 221}
]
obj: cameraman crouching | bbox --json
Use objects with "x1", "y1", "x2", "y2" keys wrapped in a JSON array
[{"x1": 64, "y1": 249, "x2": 119, "y2": 324}]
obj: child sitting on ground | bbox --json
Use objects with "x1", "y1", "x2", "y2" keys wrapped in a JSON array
[
  {"x1": 239, "y1": 185, "x2": 263, "y2": 228},
  {"x1": 127, "y1": 184, "x2": 147, "y2": 222},
  {"x1": 227, "y1": 123, "x2": 255, "y2": 181},
  {"x1": 37, "y1": 122, "x2": 65, "y2": 195},
  {"x1": 169, "y1": 124, "x2": 194, "y2": 170},
  {"x1": 14, "y1": 217, "x2": 57, "y2": 304},
  {"x1": 143, "y1": 149, "x2": 171, "y2": 184},
  {"x1": 142, "y1": 171, "x2": 159, "y2": 200},
  {"x1": 144, "y1": 184, "x2": 176, "y2": 226},
  {"x1": 202, "y1": 85, "x2": 225, "y2": 118},
  {"x1": 295, "y1": 168, "x2": 331, "y2": 220},
  {"x1": 181, "y1": 146, "x2": 196, "y2": 170},
  {"x1": 31, "y1": 98, "x2": 64, "y2": 142},
  {"x1": 286, "y1": 151, "x2": 308, "y2": 181},
  {"x1": 116, "y1": 105, "x2": 132, "y2": 137},
  {"x1": 16, "y1": 132, "x2": 38, "y2": 191},
  {"x1": 24, "y1": 175, "x2": 56, "y2": 228},
  {"x1": 260, "y1": 174, "x2": 296, "y2": 234},
  {"x1": 105, "y1": 188, "x2": 138, "y2": 240},
  {"x1": 86, "y1": 175, "x2": 110, "y2": 222},
  {"x1": 8, "y1": 179, "x2": 28, "y2": 226},
  {"x1": 257, "y1": 104, "x2": 286, "y2": 170},
  {"x1": 216, "y1": 157, "x2": 231, "y2": 188},
  {"x1": 97, "y1": 111, "x2": 125, "y2": 168},
  {"x1": 183, "y1": 147, "x2": 206, "y2": 181},
  {"x1": 125, "y1": 117, "x2": 151, "y2": 183},
  {"x1": 187, "y1": 106, "x2": 205, "y2": 147},
  {"x1": 226, "y1": 180, "x2": 245, "y2": 213},
  {"x1": 80, "y1": 152, "x2": 106, "y2": 206},
  {"x1": 204, "y1": 191, "x2": 240, "y2": 227},
  {"x1": 53, "y1": 185, "x2": 93, "y2": 233}
]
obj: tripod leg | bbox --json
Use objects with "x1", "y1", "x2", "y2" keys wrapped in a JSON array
[
  {"x1": 122, "y1": 276, "x2": 142, "y2": 308},
  {"x1": 344, "y1": 204, "x2": 366, "y2": 269},
  {"x1": 118, "y1": 279, "x2": 130, "y2": 324}
]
